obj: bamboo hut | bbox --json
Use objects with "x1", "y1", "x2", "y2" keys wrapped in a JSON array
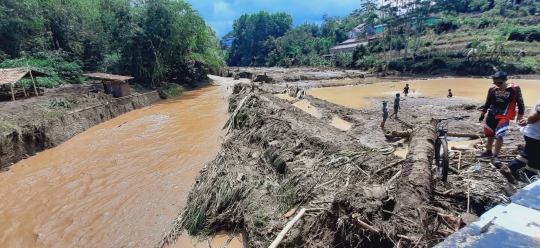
[{"x1": 0, "y1": 67, "x2": 48, "y2": 101}]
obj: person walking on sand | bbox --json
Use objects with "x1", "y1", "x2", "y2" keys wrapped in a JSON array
[
  {"x1": 389, "y1": 93, "x2": 400, "y2": 119},
  {"x1": 403, "y1": 84, "x2": 410, "y2": 96},
  {"x1": 380, "y1": 102, "x2": 389, "y2": 129},
  {"x1": 477, "y1": 71, "x2": 525, "y2": 167},
  {"x1": 447, "y1": 89, "x2": 453, "y2": 98},
  {"x1": 501, "y1": 97, "x2": 540, "y2": 182}
]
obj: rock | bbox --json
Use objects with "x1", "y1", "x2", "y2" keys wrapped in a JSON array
[
  {"x1": 237, "y1": 173, "x2": 245, "y2": 182},
  {"x1": 363, "y1": 186, "x2": 386, "y2": 199}
]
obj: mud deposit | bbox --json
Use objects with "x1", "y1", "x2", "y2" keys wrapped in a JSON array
[
  {"x1": 0, "y1": 76, "x2": 245, "y2": 247},
  {"x1": 164, "y1": 76, "x2": 534, "y2": 248}
]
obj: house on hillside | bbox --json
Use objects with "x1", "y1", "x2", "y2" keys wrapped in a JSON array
[{"x1": 328, "y1": 23, "x2": 381, "y2": 55}]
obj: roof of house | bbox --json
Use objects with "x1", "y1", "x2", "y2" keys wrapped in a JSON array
[
  {"x1": 82, "y1": 73, "x2": 134, "y2": 81},
  {"x1": 350, "y1": 23, "x2": 367, "y2": 33},
  {"x1": 330, "y1": 42, "x2": 368, "y2": 51},
  {"x1": 0, "y1": 67, "x2": 49, "y2": 85}
]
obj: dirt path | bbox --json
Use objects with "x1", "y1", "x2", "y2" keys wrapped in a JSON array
[{"x1": 0, "y1": 76, "x2": 246, "y2": 247}]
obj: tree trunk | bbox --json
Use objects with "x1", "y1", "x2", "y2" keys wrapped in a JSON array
[
  {"x1": 404, "y1": 21, "x2": 410, "y2": 60},
  {"x1": 388, "y1": 117, "x2": 437, "y2": 244},
  {"x1": 386, "y1": 130, "x2": 484, "y2": 139}
]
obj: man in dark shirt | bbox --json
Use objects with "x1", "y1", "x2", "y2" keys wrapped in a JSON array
[{"x1": 477, "y1": 71, "x2": 525, "y2": 166}]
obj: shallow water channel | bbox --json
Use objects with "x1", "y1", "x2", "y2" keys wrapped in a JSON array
[{"x1": 0, "y1": 76, "x2": 243, "y2": 247}]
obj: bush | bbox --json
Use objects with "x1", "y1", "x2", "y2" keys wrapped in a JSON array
[
  {"x1": 434, "y1": 17, "x2": 461, "y2": 34},
  {"x1": 388, "y1": 61, "x2": 406, "y2": 71},
  {"x1": 508, "y1": 26, "x2": 540, "y2": 42},
  {"x1": 430, "y1": 57, "x2": 448, "y2": 68},
  {"x1": 0, "y1": 50, "x2": 83, "y2": 86},
  {"x1": 158, "y1": 84, "x2": 185, "y2": 99}
]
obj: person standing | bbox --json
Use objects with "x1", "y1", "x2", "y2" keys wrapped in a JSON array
[
  {"x1": 477, "y1": 72, "x2": 525, "y2": 167},
  {"x1": 389, "y1": 93, "x2": 401, "y2": 119},
  {"x1": 380, "y1": 102, "x2": 389, "y2": 129},
  {"x1": 504, "y1": 98, "x2": 540, "y2": 180}
]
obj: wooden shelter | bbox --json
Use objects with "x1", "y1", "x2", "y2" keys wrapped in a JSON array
[
  {"x1": 82, "y1": 73, "x2": 134, "y2": 98},
  {"x1": 0, "y1": 67, "x2": 48, "y2": 101}
]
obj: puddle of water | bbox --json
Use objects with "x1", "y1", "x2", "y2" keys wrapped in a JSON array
[
  {"x1": 0, "y1": 76, "x2": 235, "y2": 247},
  {"x1": 309, "y1": 78, "x2": 540, "y2": 109},
  {"x1": 393, "y1": 140, "x2": 474, "y2": 158},
  {"x1": 448, "y1": 140, "x2": 473, "y2": 150},
  {"x1": 331, "y1": 117, "x2": 351, "y2": 131},
  {"x1": 274, "y1": 93, "x2": 295, "y2": 101},
  {"x1": 394, "y1": 149, "x2": 408, "y2": 158},
  {"x1": 293, "y1": 99, "x2": 322, "y2": 118}
]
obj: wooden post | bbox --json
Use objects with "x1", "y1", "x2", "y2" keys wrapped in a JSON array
[
  {"x1": 21, "y1": 81, "x2": 27, "y2": 97},
  {"x1": 10, "y1": 83, "x2": 15, "y2": 101},
  {"x1": 28, "y1": 68, "x2": 39, "y2": 96}
]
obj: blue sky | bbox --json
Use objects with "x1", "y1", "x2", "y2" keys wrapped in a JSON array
[{"x1": 184, "y1": 0, "x2": 361, "y2": 38}]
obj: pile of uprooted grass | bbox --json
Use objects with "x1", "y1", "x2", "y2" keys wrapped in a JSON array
[{"x1": 160, "y1": 84, "x2": 403, "y2": 247}]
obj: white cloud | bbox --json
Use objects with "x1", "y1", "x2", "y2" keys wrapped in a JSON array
[
  {"x1": 185, "y1": 0, "x2": 361, "y2": 37},
  {"x1": 212, "y1": 0, "x2": 234, "y2": 17}
]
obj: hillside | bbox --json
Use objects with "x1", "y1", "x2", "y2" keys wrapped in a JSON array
[{"x1": 222, "y1": 0, "x2": 540, "y2": 76}]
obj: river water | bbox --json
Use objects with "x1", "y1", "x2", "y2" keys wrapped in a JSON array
[
  {"x1": 309, "y1": 78, "x2": 540, "y2": 109},
  {"x1": 0, "y1": 76, "x2": 243, "y2": 247}
]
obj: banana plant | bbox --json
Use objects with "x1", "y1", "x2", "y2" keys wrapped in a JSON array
[{"x1": 463, "y1": 38, "x2": 488, "y2": 62}]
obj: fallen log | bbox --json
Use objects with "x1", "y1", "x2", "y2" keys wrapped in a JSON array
[
  {"x1": 386, "y1": 130, "x2": 483, "y2": 139},
  {"x1": 389, "y1": 117, "x2": 437, "y2": 245}
]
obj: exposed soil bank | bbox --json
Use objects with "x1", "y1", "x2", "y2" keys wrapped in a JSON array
[{"x1": 0, "y1": 91, "x2": 161, "y2": 169}]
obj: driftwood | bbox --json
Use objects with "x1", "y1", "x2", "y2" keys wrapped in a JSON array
[
  {"x1": 269, "y1": 208, "x2": 324, "y2": 248},
  {"x1": 390, "y1": 117, "x2": 438, "y2": 243},
  {"x1": 386, "y1": 130, "x2": 483, "y2": 139},
  {"x1": 352, "y1": 214, "x2": 381, "y2": 235},
  {"x1": 269, "y1": 208, "x2": 307, "y2": 248},
  {"x1": 374, "y1": 159, "x2": 405, "y2": 174}
]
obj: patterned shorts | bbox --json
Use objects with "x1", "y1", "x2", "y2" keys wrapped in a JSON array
[{"x1": 484, "y1": 114, "x2": 510, "y2": 140}]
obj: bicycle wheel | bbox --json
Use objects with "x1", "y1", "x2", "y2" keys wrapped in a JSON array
[{"x1": 435, "y1": 138, "x2": 449, "y2": 181}]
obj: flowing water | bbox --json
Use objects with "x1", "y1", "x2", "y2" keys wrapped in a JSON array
[
  {"x1": 0, "y1": 76, "x2": 244, "y2": 247},
  {"x1": 308, "y1": 78, "x2": 540, "y2": 109}
]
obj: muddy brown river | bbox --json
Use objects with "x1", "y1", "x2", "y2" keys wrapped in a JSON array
[{"x1": 0, "y1": 76, "x2": 244, "y2": 247}]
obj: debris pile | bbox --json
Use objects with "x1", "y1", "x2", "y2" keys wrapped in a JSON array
[{"x1": 161, "y1": 83, "x2": 527, "y2": 248}]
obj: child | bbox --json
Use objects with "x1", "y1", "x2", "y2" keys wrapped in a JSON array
[
  {"x1": 403, "y1": 84, "x2": 410, "y2": 96},
  {"x1": 380, "y1": 102, "x2": 389, "y2": 129},
  {"x1": 447, "y1": 89, "x2": 453, "y2": 98},
  {"x1": 389, "y1": 93, "x2": 401, "y2": 119}
]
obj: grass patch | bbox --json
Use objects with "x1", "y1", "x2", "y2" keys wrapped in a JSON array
[
  {"x1": 275, "y1": 176, "x2": 299, "y2": 213},
  {"x1": 0, "y1": 121, "x2": 23, "y2": 145},
  {"x1": 45, "y1": 110, "x2": 68, "y2": 119},
  {"x1": 158, "y1": 84, "x2": 185, "y2": 99}
]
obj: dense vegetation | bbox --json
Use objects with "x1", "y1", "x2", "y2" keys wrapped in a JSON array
[
  {"x1": 0, "y1": 0, "x2": 224, "y2": 88},
  {"x1": 223, "y1": 0, "x2": 540, "y2": 75}
]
